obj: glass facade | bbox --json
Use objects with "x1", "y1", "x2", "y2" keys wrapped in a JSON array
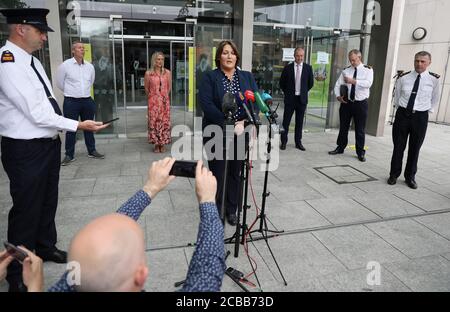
[
  {"x1": 1, "y1": 0, "x2": 390, "y2": 136},
  {"x1": 252, "y1": 0, "x2": 371, "y2": 131}
]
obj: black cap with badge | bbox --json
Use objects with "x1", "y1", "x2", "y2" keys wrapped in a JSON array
[{"x1": 0, "y1": 8, "x2": 54, "y2": 32}]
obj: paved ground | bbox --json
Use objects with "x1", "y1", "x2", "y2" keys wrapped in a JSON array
[{"x1": 1, "y1": 122, "x2": 450, "y2": 292}]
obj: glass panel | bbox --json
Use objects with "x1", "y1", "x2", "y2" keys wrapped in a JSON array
[
  {"x1": 171, "y1": 42, "x2": 189, "y2": 127},
  {"x1": 304, "y1": 29, "x2": 334, "y2": 132},
  {"x1": 254, "y1": 0, "x2": 366, "y2": 31},
  {"x1": 194, "y1": 23, "x2": 232, "y2": 132},
  {"x1": 111, "y1": 18, "x2": 126, "y2": 135}
]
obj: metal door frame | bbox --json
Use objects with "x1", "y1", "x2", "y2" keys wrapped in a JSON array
[{"x1": 110, "y1": 16, "x2": 196, "y2": 136}]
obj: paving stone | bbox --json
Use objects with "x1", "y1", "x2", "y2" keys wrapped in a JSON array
[
  {"x1": 367, "y1": 219, "x2": 450, "y2": 258},
  {"x1": 352, "y1": 193, "x2": 424, "y2": 218},
  {"x1": 306, "y1": 197, "x2": 380, "y2": 225},
  {"x1": 414, "y1": 213, "x2": 450, "y2": 240},
  {"x1": 385, "y1": 256, "x2": 450, "y2": 292},
  {"x1": 313, "y1": 225, "x2": 409, "y2": 270},
  {"x1": 92, "y1": 176, "x2": 143, "y2": 196}
]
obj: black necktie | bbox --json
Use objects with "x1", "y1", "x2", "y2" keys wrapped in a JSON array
[
  {"x1": 350, "y1": 67, "x2": 357, "y2": 101},
  {"x1": 406, "y1": 74, "x2": 421, "y2": 113},
  {"x1": 30, "y1": 57, "x2": 62, "y2": 115}
]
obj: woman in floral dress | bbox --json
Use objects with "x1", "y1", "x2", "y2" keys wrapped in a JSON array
[{"x1": 144, "y1": 52, "x2": 171, "y2": 153}]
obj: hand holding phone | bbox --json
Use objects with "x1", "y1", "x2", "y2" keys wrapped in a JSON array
[
  {"x1": 103, "y1": 117, "x2": 120, "y2": 124},
  {"x1": 169, "y1": 160, "x2": 197, "y2": 178},
  {"x1": 3, "y1": 242, "x2": 27, "y2": 262}
]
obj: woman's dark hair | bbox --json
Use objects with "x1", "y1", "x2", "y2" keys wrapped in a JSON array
[{"x1": 215, "y1": 40, "x2": 240, "y2": 69}]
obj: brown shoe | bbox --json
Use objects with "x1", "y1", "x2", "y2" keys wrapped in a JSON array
[
  {"x1": 160, "y1": 145, "x2": 166, "y2": 153},
  {"x1": 153, "y1": 145, "x2": 161, "y2": 153}
]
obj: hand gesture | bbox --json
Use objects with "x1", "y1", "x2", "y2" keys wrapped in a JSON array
[
  {"x1": 143, "y1": 157, "x2": 176, "y2": 198},
  {"x1": 195, "y1": 160, "x2": 217, "y2": 204}
]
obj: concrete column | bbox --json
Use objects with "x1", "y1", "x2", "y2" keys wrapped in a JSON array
[
  {"x1": 46, "y1": 0, "x2": 64, "y2": 105},
  {"x1": 366, "y1": 0, "x2": 405, "y2": 136},
  {"x1": 233, "y1": 0, "x2": 254, "y2": 71}
]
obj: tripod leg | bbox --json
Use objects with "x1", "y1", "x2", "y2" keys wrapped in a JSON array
[{"x1": 261, "y1": 217, "x2": 288, "y2": 286}]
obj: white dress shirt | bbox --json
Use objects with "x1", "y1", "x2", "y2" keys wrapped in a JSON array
[
  {"x1": 0, "y1": 41, "x2": 78, "y2": 139},
  {"x1": 394, "y1": 70, "x2": 440, "y2": 113},
  {"x1": 56, "y1": 57, "x2": 95, "y2": 98},
  {"x1": 334, "y1": 63, "x2": 374, "y2": 101},
  {"x1": 294, "y1": 62, "x2": 303, "y2": 96}
]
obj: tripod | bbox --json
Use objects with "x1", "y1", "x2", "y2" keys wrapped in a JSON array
[
  {"x1": 245, "y1": 121, "x2": 288, "y2": 288},
  {"x1": 224, "y1": 129, "x2": 252, "y2": 257}
]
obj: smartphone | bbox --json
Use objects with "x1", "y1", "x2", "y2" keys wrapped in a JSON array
[
  {"x1": 3, "y1": 241, "x2": 27, "y2": 262},
  {"x1": 169, "y1": 160, "x2": 197, "y2": 178},
  {"x1": 103, "y1": 117, "x2": 120, "y2": 124}
]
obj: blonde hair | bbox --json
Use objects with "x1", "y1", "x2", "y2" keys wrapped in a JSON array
[{"x1": 149, "y1": 51, "x2": 166, "y2": 74}]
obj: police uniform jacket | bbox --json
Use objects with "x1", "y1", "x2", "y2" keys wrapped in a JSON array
[{"x1": 0, "y1": 40, "x2": 78, "y2": 140}]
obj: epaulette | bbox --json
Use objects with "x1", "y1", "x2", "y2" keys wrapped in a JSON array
[
  {"x1": 399, "y1": 71, "x2": 411, "y2": 78},
  {"x1": 364, "y1": 65, "x2": 372, "y2": 69},
  {"x1": 1, "y1": 50, "x2": 15, "y2": 63},
  {"x1": 345, "y1": 65, "x2": 352, "y2": 69},
  {"x1": 430, "y1": 72, "x2": 440, "y2": 79}
]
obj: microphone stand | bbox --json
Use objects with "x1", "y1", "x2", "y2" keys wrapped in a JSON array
[{"x1": 245, "y1": 106, "x2": 288, "y2": 289}]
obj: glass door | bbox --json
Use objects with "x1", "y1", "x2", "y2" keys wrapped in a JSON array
[
  {"x1": 170, "y1": 40, "x2": 195, "y2": 131},
  {"x1": 303, "y1": 29, "x2": 334, "y2": 132},
  {"x1": 253, "y1": 23, "x2": 362, "y2": 133},
  {"x1": 110, "y1": 18, "x2": 195, "y2": 137}
]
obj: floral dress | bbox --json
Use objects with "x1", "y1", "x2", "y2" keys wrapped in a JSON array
[{"x1": 145, "y1": 70, "x2": 171, "y2": 145}]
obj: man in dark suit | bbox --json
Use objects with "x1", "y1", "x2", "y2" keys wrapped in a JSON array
[{"x1": 279, "y1": 47, "x2": 314, "y2": 151}]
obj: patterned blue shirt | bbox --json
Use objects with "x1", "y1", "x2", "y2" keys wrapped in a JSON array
[
  {"x1": 48, "y1": 190, "x2": 225, "y2": 292},
  {"x1": 221, "y1": 70, "x2": 246, "y2": 121}
]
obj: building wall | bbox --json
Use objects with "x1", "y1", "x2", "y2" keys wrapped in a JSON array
[{"x1": 395, "y1": 0, "x2": 450, "y2": 123}]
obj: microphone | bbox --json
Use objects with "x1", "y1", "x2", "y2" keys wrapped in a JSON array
[
  {"x1": 222, "y1": 92, "x2": 237, "y2": 120},
  {"x1": 239, "y1": 92, "x2": 255, "y2": 124},
  {"x1": 254, "y1": 91, "x2": 270, "y2": 115},
  {"x1": 261, "y1": 92, "x2": 273, "y2": 106},
  {"x1": 254, "y1": 91, "x2": 285, "y2": 134}
]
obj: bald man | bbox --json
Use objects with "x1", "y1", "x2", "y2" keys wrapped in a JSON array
[{"x1": 49, "y1": 158, "x2": 225, "y2": 292}]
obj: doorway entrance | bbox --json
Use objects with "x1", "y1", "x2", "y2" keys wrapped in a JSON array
[{"x1": 110, "y1": 18, "x2": 195, "y2": 137}]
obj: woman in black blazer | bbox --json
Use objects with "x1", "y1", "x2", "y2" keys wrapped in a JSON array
[{"x1": 199, "y1": 40, "x2": 258, "y2": 226}]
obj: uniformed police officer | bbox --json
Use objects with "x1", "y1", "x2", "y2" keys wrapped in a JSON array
[
  {"x1": 329, "y1": 49, "x2": 374, "y2": 162},
  {"x1": 0, "y1": 8, "x2": 109, "y2": 292},
  {"x1": 387, "y1": 51, "x2": 440, "y2": 189}
]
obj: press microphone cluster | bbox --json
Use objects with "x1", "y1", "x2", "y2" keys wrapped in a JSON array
[{"x1": 244, "y1": 90, "x2": 284, "y2": 134}]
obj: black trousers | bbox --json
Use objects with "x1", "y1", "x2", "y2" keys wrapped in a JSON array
[
  {"x1": 390, "y1": 107, "x2": 428, "y2": 180},
  {"x1": 1, "y1": 136, "x2": 61, "y2": 284},
  {"x1": 281, "y1": 96, "x2": 306, "y2": 145},
  {"x1": 203, "y1": 131, "x2": 245, "y2": 217},
  {"x1": 336, "y1": 99, "x2": 368, "y2": 156}
]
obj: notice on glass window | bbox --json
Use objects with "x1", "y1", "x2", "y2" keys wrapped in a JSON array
[
  {"x1": 282, "y1": 48, "x2": 295, "y2": 62},
  {"x1": 316, "y1": 52, "x2": 329, "y2": 64}
]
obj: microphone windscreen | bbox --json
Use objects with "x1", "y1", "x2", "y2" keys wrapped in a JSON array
[{"x1": 222, "y1": 92, "x2": 237, "y2": 114}]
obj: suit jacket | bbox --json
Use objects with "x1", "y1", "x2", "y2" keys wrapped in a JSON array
[
  {"x1": 199, "y1": 68, "x2": 258, "y2": 130},
  {"x1": 279, "y1": 62, "x2": 314, "y2": 106}
]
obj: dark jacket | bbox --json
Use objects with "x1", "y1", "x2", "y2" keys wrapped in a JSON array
[
  {"x1": 279, "y1": 62, "x2": 314, "y2": 106},
  {"x1": 199, "y1": 68, "x2": 258, "y2": 130}
]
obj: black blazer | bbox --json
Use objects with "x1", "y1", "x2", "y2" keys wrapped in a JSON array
[
  {"x1": 279, "y1": 62, "x2": 314, "y2": 106},
  {"x1": 199, "y1": 68, "x2": 258, "y2": 130}
]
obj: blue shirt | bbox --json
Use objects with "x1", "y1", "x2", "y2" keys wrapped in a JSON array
[{"x1": 48, "y1": 190, "x2": 225, "y2": 292}]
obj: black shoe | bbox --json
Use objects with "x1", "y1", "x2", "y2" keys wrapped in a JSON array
[
  {"x1": 226, "y1": 214, "x2": 238, "y2": 226},
  {"x1": 387, "y1": 176, "x2": 397, "y2": 185},
  {"x1": 36, "y1": 248, "x2": 67, "y2": 264},
  {"x1": 8, "y1": 280, "x2": 27, "y2": 292},
  {"x1": 328, "y1": 147, "x2": 344, "y2": 155},
  {"x1": 280, "y1": 143, "x2": 286, "y2": 150},
  {"x1": 358, "y1": 155, "x2": 366, "y2": 162},
  {"x1": 295, "y1": 143, "x2": 306, "y2": 151},
  {"x1": 88, "y1": 150, "x2": 105, "y2": 159},
  {"x1": 405, "y1": 179, "x2": 418, "y2": 189}
]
